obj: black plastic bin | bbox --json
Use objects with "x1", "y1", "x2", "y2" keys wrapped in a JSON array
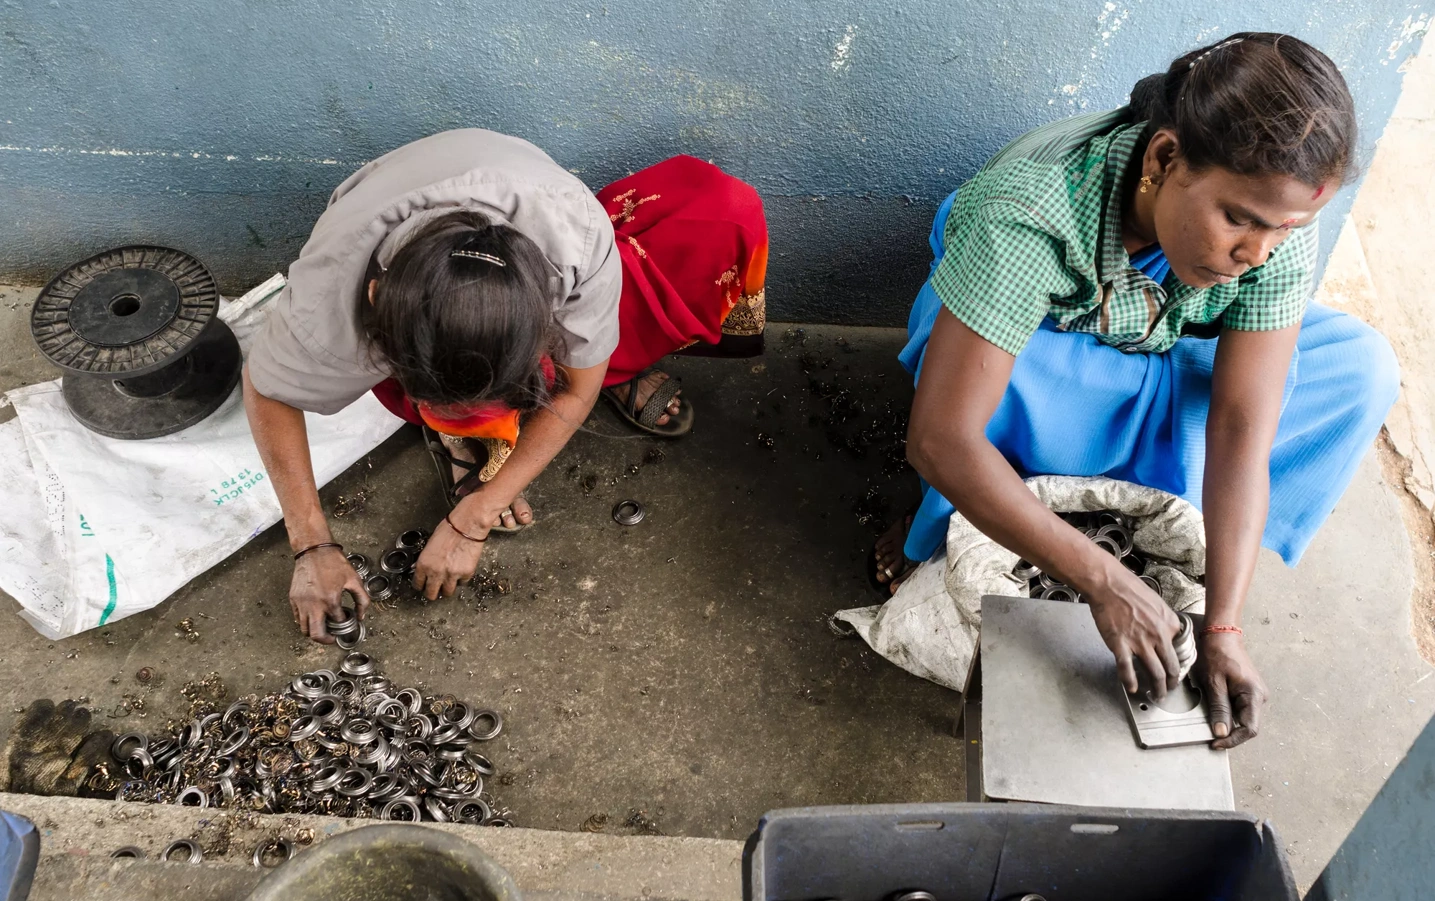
[{"x1": 743, "y1": 803, "x2": 1297, "y2": 901}]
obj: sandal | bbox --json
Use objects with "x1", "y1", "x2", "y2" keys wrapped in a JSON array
[
  {"x1": 422, "y1": 426, "x2": 531, "y2": 532},
  {"x1": 600, "y1": 369, "x2": 694, "y2": 438},
  {"x1": 867, "y1": 511, "x2": 917, "y2": 597}
]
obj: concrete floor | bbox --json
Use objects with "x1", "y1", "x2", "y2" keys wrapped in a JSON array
[{"x1": 3, "y1": 285, "x2": 1435, "y2": 891}]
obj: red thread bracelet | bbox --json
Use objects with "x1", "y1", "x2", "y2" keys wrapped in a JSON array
[
  {"x1": 445, "y1": 513, "x2": 488, "y2": 544},
  {"x1": 1201, "y1": 624, "x2": 1243, "y2": 636}
]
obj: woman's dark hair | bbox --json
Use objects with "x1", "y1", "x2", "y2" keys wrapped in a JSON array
[
  {"x1": 365, "y1": 210, "x2": 557, "y2": 410},
  {"x1": 1130, "y1": 32, "x2": 1359, "y2": 187}
]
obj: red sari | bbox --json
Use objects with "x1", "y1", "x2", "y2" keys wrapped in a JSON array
[{"x1": 374, "y1": 155, "x2": 768, "y2": 451}]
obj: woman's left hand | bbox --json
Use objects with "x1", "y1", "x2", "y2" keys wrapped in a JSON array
[
  {"x1": 413, "y1": 514, "x2": 488, "y2": 601},
  {"x1": 1195, "y1": 631, "x2": 1269, "y2": 749}
]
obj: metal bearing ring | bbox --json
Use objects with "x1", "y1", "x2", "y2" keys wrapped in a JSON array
[
  {"x1": 291, "y1": 673, "x2": 326, "y2": 700},
  {"x1": 326, "y1": 608, "x2": 359, "y2": 636},
  {"x1": 1039, "y1": 585, "x2": 1080, "y2": 603},
  {"x1": 443, "y1": 701, "x2": 477, "y2": 731},
  {"x1": 1091, "y1": 535, "x2": 1122, "y2": 558},
  {"x1": 216, "y1": 725, "x2": 251, "y2": 757},
  {"x1": 467, "y1": 709, "x2": 503, "y2": 741},
  {"x1": 1012, "y1": 559, "x2": 1041, "y2": 581},
  {"x1": 310, "y1": 765, "x2": 343, "y2": 793},
  {"x1": 346, "y1": 552, "x2": 372, "y2": 579},
  {"x1": 486, "y1": 817, "x2": 513, "y2": 827},
  {"x1": 611, "y1": 499, "x2": 645, "y2": 526},
  {"x1": 111, "y1": 846, "x2": 146, "y2": 859},
  {"x1": 1097, "y1": 523, "x2": 1134, "y2": 556},
  {"x1": 453, "y1": 798, "x2": 492, "y2": 824},
  {"x1": 396, "y1": 687, "x2": 424, "y2": 715},
  {"x1": 893, "y1": 893, "x2": 937, "y2": 901},
  {"x1": 380, "y1": 797, "x2": 422, "y2": 821},
  {"x1": 423, "y1": 796, "x2": 451, "y2": 822},
  {"x1": 252, "y1": 837, "x2": 296, "y2": 868},
  {"x1": 380, "y1": 548, "x2": 416, "y2": 576},
  {"x1": 309, "y1": 697, "x2": 345, "y2": 727},
  {"x1": 221, "y1": 701, "x2": 251, "y2": 727},
  {"x1": 365, "y1": 574, "x2": 394, "y2": 602},
  {"x1": 340, "y1": 652, "x2": 376, "y2": 677},
  {"x1": 335, "y1": 767, "x2": 375, "y2": 798},
  {"x1": 395, "y1": 529, "x2": 429, "y2": 552},
  {"x1": 430, "y1": 722, "x2": 463, "y2": 745},
  {"x1": 335, "y1": 621, "x2": 368, "y2": 650},
  {"x1": 287, "y1": 716, "x2": 320, "y2": 742},
  {"x1": 1121, "y1": 553, "x2": 1147, "y2": 575},
  {"x1": 161, "y1": 839, "x2": 203, "y2": 864},
  {"x1": 111, "y1": 732, "x2": 147, "y2": 761},
  {"x1": 1140, "y1": 574, "x2": 1163, "y2": 597},
  {"x1": 123, "y1": 749, "x2": 154, "y2": 778},
  {"x1": 175, "y1": 786, "x2": 209, "y2": 808},
  {"x1": 465, "y1": 752, "x2": 497, "y2": 776},
  {"x1": 340, "y1": 719, "x2": 379, "y2": 746}
]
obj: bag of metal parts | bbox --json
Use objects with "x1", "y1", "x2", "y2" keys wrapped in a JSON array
[
  {"x1": 0, "y1": 275, "x2": 404, "y2": 639},
  {"x1": 832, "y1": 475, "x2": 1207, "y2": 692}
]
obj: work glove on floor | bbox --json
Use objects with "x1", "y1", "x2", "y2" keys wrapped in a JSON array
[{"x1": 0, "y1": 699, "x2": 114, "y2": 796}]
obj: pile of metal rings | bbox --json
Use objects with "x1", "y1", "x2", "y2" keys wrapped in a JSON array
[
  {"x1": 111, "y1": 837, "x2": 300, "y2": 868},
  {"x1": 1014, "y1": 510, "x2": 1164, "y2": 603},
  {"x1": 95, "y1": 650, "x2": 513, "y2": 826},
  {"x1": 345, "y1": 529, "x2": 429, "y2": 605}
]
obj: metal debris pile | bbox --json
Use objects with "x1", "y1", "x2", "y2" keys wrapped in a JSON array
[
  {"x1": 1015, "y1": 510, "x2": 1165, "y2": 603},
  {"x1": 90, "y1": 652, "x2": 514, "y2": 826}
]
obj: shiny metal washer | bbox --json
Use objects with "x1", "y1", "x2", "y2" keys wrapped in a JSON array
[
  {"x1": 175, "y1": 786, "x2": 209, "y2": 808},
  {"x1": 467, "y1": 709, "x2": 503, "y2": 741},
  {"x1": 380, "y1": 797, "x2": 422, "y2": 821},
  {"x1": 365, "y1": 574, "x2": 395, "y2": 602},
  {"x1": 111, "y1": 846, "x2": 146, "y2": 859},
  {"x1": 395, "y1": 529, "x2": 430, "y2": 552},
  {"x1": 380, "y1": 548, "x2": 416, "y2": 576},
  {"x1": 346, "y1": 552, "x2": 372, "y2": 579},
  {"x1": 252, "y1": 836, "x2": 297, "y2": 868},
  {"x1": 611, "y1": 500, "x2": 645, "y2": 526},
  {"x1": 340, "y1": 652, "x2": 376, "y2": 677},
  {"x1": 161, "y1": 838, "x2": 203, "y2": 864}
]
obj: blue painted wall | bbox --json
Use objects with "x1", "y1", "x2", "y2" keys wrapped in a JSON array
[{"x1": 0, "y1": 1, "x2": 1429, "y2": 325}]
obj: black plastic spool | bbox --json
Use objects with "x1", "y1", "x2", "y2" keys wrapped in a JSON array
[{"x1": 30, "y1": 245, "x2": 241, "y2": 440}]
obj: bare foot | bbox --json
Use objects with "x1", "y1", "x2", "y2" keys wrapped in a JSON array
[
  {"x1": 872, "y1": 514, "x2": 915, "y2": 596},
  {"x1": 492, "y1": 495, "x2": 534, "y2": 530},
  {"x1": 610, "y1": 370, "x2": 682, "y2": 425}
]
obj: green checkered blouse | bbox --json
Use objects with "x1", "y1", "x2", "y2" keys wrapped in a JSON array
[{"x1": 931, "y1": 109, "x2": 1316, "y2": 356}]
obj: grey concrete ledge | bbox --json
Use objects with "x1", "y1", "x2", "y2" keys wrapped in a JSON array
[{"x1": 0, "y1": 792, "x2": 743, "y2": 901}]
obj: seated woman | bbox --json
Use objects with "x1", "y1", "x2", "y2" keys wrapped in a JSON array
[
  {"x1": 873, "y1": 33, "x2": 1398, "y2": 748},
  {"x1": 244, "y1": 129, "x2": 767, "y2": 643}
]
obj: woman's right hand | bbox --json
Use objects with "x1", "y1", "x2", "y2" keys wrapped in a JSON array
[
  {"x1": 1082, "y1": 561, "x2": 1182, "y2": 696},
  {"x1": 289, "y1": 546, "x2": 369, "y2": 644}
]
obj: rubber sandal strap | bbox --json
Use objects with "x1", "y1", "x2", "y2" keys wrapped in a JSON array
[{"x1": 638, "y1": 376, "x2": 682, "y2": 429}]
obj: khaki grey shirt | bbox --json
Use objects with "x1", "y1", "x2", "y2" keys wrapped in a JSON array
[{"x1": 247, "y1": 129, "x2": 621, "y2": 414}]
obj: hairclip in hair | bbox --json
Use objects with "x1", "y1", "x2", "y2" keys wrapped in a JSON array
[
  {"x1": 451, "y1": 249, "x2": 507, "y2": 266},
  {"x1": 1189, "y1": 37, "x2": 1244, "y2": 69}
]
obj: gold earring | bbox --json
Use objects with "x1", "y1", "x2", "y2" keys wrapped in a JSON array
[{"x1": 1139, "y1": 175, "x2": 1154, "y2": 194}]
